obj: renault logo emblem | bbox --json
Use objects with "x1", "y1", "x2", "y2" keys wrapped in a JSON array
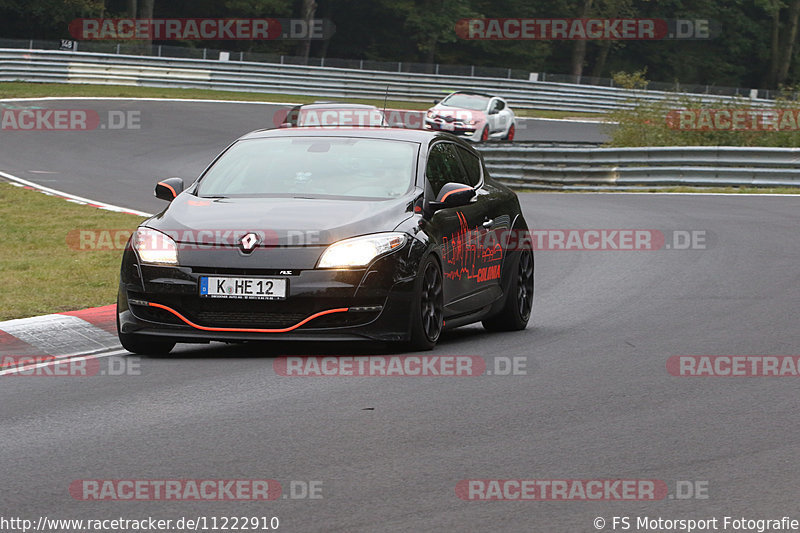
[{"x1": 240, "y1": 232, "x2": 260, "y2": 252}]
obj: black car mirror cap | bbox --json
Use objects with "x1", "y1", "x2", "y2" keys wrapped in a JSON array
[
  {"x1": 155, "y1": 177, "x2": 184, "y2": 202},
  {"x1": 433, "y1": 98, "x2": 440, "y2": 104},
  {"x1": 427, "y1": 182, "x2": 476, "y2": 212}
]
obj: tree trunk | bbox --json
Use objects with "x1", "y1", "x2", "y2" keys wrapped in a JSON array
[
  {"x1": 139, "y1": 0, "x2": 154, "y2": 55},
  {"x1": 570, "y1": 0, "x2": 594, "y2": 79},
  {"x1": 777, "y1": 0, "x2": 800, "y2": 86},
  {"x1": 766, "y1": 6, "x2": 780, "y2": 87},
  {"x1": 591, "y1": 41, "x2": 612, "y2": 78},
  {"x1": 425, "y1": 38, "x2": 436, "y2": 68},
  {"x1": 127, "y1": 0, "x2": 137, "y2": 18},
  {"x1": 295, "y1": 0, "x2": 317, "y2": 64}
]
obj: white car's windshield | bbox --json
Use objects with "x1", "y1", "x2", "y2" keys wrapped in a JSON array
[
  {"x1": 196, "y1": 137, "x2": 417, "y2": 199},
  {"x1": 442, "y1": 93, "x2": 490, "y2": 111}
]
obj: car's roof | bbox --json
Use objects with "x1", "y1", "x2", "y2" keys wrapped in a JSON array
[
  {"x1": 447, "y1": 90, "x2": 495, "y2": 99},
  {"x1": 297, "y1": 102, "x2": 380, "y2": 110},
  {"x1": 240, "y1": 126, "x2": 465, "y2": 144}
]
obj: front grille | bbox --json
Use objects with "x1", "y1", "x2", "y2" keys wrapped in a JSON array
[{"x1": 194, "y1": 311, "x2": 306, "y2": 329}]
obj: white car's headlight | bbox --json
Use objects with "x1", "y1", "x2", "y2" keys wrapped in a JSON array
[
  {"x1": 317, "y1": 233, "x2": 407, "y2": 268},
  {"x1": 132, "y1": 227, "x2": 178, "y2": 265}
]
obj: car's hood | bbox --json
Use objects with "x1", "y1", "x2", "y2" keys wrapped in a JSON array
[
  {"x1": 146, "y1": 193, "x2": 414, "y2": 247},
  {"x1": 429, "y1": 104, "x2": 486, "y2": 122}
]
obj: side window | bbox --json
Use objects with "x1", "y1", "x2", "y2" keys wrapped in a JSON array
[
  {"x1": 285, "y1": 106, "x2": 300, "y2": 126},
  {"x1": 425, "y1": 143, "x2": 468, "y2": 197},
  {"x1": 455, "y1": 146, "x2": 482, "y2": 187}
]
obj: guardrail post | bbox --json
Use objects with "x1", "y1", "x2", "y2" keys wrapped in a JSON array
[
  {"x1": 321, "y1": 57, "x2": 325, "y2": 67},
  {"x1": 29, "y1": 39, "x2": 33, "y2": 49},
  {"x1": 471, "y1": 65, "x2": 475, "y2": 76},
  {"x1": 116, "y1": 43, "x2": 120, "y2": 54},
  {"x1": 398, "y1": 62, "x2": 402, "y2": 72},
  {"x1": 157, "y1": 45, "x2": 162, "y2": 57},
  {"x1": 359, "y1": 59, "x2": 363, "y2": 69},
  {"x1": 435, "y1": 64, "x2": 439, "y2": 75},
  {"x1": 240, "y1": 51, "x2": 244, "y2": 61},
  {"x1": 280, "y1": 55, "x2": 284, "y2": 64},
  {"x1": 203, "y1": 48, "x2": 207, "y2": 59},
  {"x1": 507, "y1": 68, "x2": 511, "y2": 79}
]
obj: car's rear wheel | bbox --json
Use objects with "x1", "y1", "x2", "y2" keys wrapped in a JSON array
[
  {"x1": 116, "y1": 309, "x2": 175, "y2": 355},
  {"x1": 482, "y1": 247, "x2": 534, "y2": 331},
  {"x1": 480, "y1": 126, "x2": 489, "y2": 142},
  {"x1": 505, "y1": 123, "x2": 515, "y2": 141},
  {"x1": 407, "y1": 256, "x2": 443, "y2": 351}
]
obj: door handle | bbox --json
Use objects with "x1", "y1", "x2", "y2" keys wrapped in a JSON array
[{"x1": 482, "y1": 218, "x2": 494, "y2": 228}]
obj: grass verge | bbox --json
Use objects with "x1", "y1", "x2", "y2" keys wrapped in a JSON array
[{"x1": 0, "y1": 182, "x2": 145, "y2": 321}]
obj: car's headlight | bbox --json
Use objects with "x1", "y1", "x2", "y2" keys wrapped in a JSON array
[
  {"x1": 132, "y1": 227, "x2": 178, "y2": 265},
  {"x1": 426, "y1": 110, "x2": 436, "y2": 118},
  {"x1": 317, "y1": 233, "x2": 407, "y2": 268}
]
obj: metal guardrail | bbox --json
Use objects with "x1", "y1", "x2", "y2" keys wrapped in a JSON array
[
  {"x1": 0, "y1": 48, "x2": 791, "y2": 190},
  {"x1": 0, "y1": 49, "x2": 777, "y2": 114},
  {"x1": 477, "y1": 144, "x2": 800, "y2": 189},
  {"x1": 3, "y1": 37, "x2": 774, "y2": 99}
]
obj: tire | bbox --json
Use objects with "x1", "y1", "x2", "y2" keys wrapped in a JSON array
[
  {"x1": 482, "y1": 247, "x2": 534, "y2": 332},
  {"x1": 480, "y1": 126, "x2": 489, "y2": 142},
  {"x1": 406, "y1": 255, "x2": 444, "y2": 351},
  {"x1": 504, "y1": 122, "x2": 515, "y2": 141},
  {"x1": 117, "y1": 310, "x2": 175, "y2": 355}
]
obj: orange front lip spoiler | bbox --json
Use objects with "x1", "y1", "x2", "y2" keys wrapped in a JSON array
[{"x1": 147, "y1": 302, "x2": 350, "y2": 333}]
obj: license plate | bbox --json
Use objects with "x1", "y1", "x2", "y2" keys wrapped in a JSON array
[
  {"x1": 200, "y1": 276, "x2": 287, "y2": 300},
  {"x1": 440, "y1": 122, "x2": 455, "y2": 131}
]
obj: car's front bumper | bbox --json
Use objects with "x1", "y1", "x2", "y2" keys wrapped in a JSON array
[
  {"x1": 117, "y1": 239, "x2": 426, "y2": 343},
  {"x1": 423, "y1": 118, "x2": 479, "y2": 138}
]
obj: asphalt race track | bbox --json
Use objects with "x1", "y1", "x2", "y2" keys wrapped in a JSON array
[
  {"x1": 2, "y1": 99, "x2": 799, "y2": 532},
  {"x1": 0, "y1": 99, "x2": 609, "y2": 213}
]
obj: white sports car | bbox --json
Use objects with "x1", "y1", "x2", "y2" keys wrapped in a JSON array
[{"x1": 424, "y1": 91, "x2": 516, "y2": 142}]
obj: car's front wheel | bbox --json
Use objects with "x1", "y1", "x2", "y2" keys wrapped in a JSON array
[
  {"x1": 482, "y1": 247, "x2": 534, "y2": 331},
  {"x1": 117, "y1": 310, "x2": 175, "y2": 355},
  {"x1": 406, "y1": 256, "x2": 444, "y2": 351}
]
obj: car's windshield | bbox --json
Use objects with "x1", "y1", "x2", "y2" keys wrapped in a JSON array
[
  {"x1": 196, "y1": 137, "x2": 417, "y2": 199},
  {"x1": 442, "y1": 93, "x2": 490, "y2": 111}
]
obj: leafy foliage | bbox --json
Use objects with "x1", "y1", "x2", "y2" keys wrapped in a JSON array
[{"x1": 1, "y1": 0, "x2": 800, "y2": 89}]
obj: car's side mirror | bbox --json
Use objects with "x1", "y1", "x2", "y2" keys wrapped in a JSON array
[
  {"x1": 427, "y1": 182, "x2": 475, "y2": 212},
  {"x1": 155, "y1": 177, "x2": 184, "y2": 201},
  {"x1": 433, "y1": 99, "x2": 440, "y2": 104}
]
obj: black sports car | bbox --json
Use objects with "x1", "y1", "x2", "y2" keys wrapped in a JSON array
[{"x1": 117, "y1": 127, "x2": 534, "y2": 354}]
